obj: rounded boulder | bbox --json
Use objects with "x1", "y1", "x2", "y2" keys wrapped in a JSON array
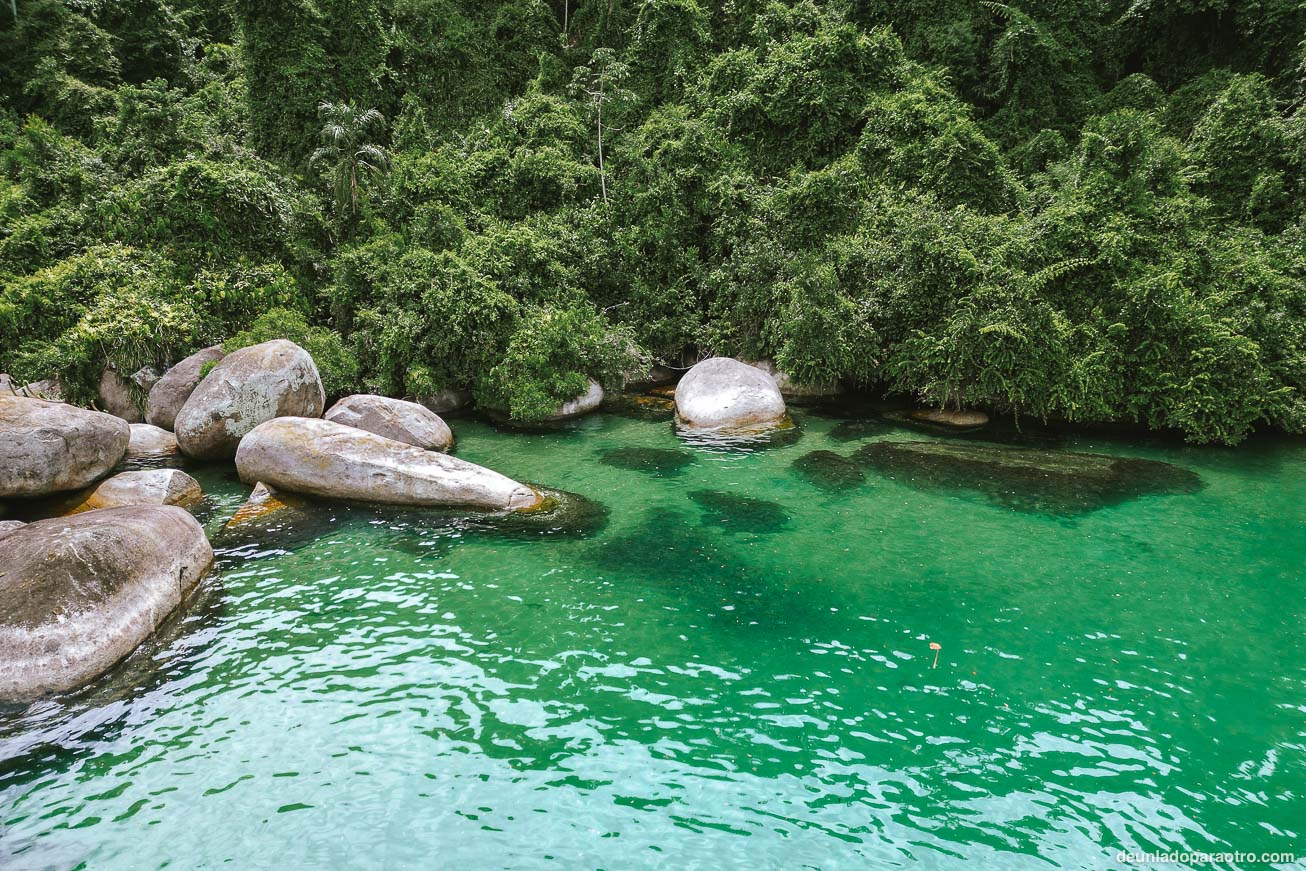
[
  {"x1": 175, "y1": 340, "x2": 325, "y2": 460},
  {"x1": 146, "y1": 345, "x2": 225, "y2": 430},
  {"x1": 0, "y1": 396, "x2": 130, "y2": 498},
  {"x1": 674, "y1": 357, "x2": 787, "y2": 430},
  {"x1": 325, "y1": 394, "x2": 453, "y2": 451},
  {"x1": 0, "y1": 506, "x2": 214, "y2": 703}
]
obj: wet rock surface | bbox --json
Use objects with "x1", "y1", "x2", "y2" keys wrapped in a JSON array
[{"x1": 0, "y1": 506, "x2": 214, "y2": 703}]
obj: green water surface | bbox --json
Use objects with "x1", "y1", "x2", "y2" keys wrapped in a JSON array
[{"x1": 2, "y1": 408, "x2": 1304, "y2": 869}]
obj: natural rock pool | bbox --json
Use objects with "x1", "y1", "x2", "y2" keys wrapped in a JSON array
[{"x1": 2, "y1": 408, "x2": 1303, "y2": 868}]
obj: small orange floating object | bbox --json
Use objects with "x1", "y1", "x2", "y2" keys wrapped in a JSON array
[{"x1": 929, "y1": 641, "x2": 942, "y2": 669}]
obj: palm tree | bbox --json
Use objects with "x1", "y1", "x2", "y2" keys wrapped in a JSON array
[{"x1": 309, "y1": 101, "x2": 389, "y2": 217}]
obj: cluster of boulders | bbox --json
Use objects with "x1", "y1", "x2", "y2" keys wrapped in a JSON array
[
  {"x1": 0, "y1": 339, "x2": 550, "y2": 704},
  {"x1": 1, "y1": 340, "x2": 991, "y2": 704}
]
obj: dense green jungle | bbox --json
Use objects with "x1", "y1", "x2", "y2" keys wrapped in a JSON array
[{"x1": 2, "y1": 0, "x2": 1304, "y2": 442}]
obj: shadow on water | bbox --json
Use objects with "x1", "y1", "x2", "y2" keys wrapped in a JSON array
[
  {"x1": 854, "y1": 440, "x2": 1203, "y2": 516},
  {"x1": 790, "y1": 450, "x2": 866, "y2": 491},
  {"x1": 597, "y1": 446, "x2": 697, "y2": 477},
  {"x1": 688, "y1": 489, "x2": 791, "y2": 534}
]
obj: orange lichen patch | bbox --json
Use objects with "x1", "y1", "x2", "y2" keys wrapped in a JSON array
[
  {"x1": 513, "y1": 487, "x2": 555, "y2": 514},
  {"x1": 648, "y1": 385, "x2": 677, "y2": 399}
]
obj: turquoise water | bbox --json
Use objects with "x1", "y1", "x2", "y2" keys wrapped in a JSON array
[{"x1": 2, "y1": 406, "x2": 1304, "y2": 869}]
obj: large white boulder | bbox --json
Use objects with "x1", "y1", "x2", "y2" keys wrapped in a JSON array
[
  {"x1": 674, "y1": 357, "x2": 787, "y2": 430},
  {"x1": 146, "y1": 344, "x2": 225, "y2": 430},
  {"x1": 175, "y1": 340, "x2": 325, "y2": 460},
  {"x1": 0, "y1": 506, "x2": 214, "y2": 703},
  {"x1": 325, "y1": 394, "x2": 453, "y2": 451},
  {"x1": 0, "y1": 396, "x2": 130, "y2": 498},
  {"x1": 235, "y1": 417, "x2": 541, "y2": 511}
]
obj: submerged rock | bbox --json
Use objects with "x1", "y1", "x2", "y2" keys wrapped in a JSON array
[
  {"x1": 99, "y1": 366, "x2": 143, "y2": 422},
  {"x1": 0, "y1": 396, "x2": 130, "y2": 498},
  {"x1": 828, "y1": 418, "x2": 893, "y2": 442},
  {"x1": 146, "y1": 344, "x2": 225, "y2": 430},
  {"x1": 325, "y1": 394, "x2": 453, "y2": 451},
  {"x1": 689, "y1": 489, "x2": 791, "y2": 534},
  {"x1": 910, "y1": 408, "x2": 990, "y2": 428},
  {"x1": 175, "y1": 340, "x2": 325, "y2": 460},
  {"x1": 50, "y1": 469, "x2": 203, "y2": 515},
  {"x1": 235, "y1": 416, "x2": 542, "y2": 511},
  {"x1": 126, "y1": 423, "x2": 179, "y2": 462},
  {"x1": 598, "y1": 446, "x2": 697, "y2": 476},
  {"x1": 604, "y1": 392, "x2": 677, "y2": 421},
  {"x1": 0, "y1": 505, "x2": 214, "y2": 703},
  {"x1": 675, "y1": 357, "x2": 787, "y2": 430},
  {"x1": 791, "y1": 450, "x2": 866, "y2": 492},
  {"x1": 854, "y1": 441, "x2": 1202, "y2": 515}
]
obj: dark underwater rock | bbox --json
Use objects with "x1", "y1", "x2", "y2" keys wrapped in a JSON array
[
  {"x1": 791, "y1": 450, "x2": 865, "y2": 491},
  {"x1": 827, "y1": 418, "x2": 894, "y2": 442},
  {"x1": 854, "y1": 441, "x2": 1202, "y2": 515},
  {"x1": 689, "y1": 489, "x2": 790, "y2": 534},
  {"x1": 598, "y1": 446, "x2": 696, "y2": 476}
]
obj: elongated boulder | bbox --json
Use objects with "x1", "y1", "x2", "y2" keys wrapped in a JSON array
[
  {"x1": 675, "y1": 357, "x2": 787, "y2": 430},
  {"x1": 145, "y1": 344, "x2": 225, "y2": 430},
  {"x1": 0, "y1": 396, "x2": 130, "y2": 498},
  {"x1": 175, "y1": 340, "x2": 325, "y2": 460},
  {"x1": 325, "y1": 394, "x2": 453, "y2": 451},
  {"x1": 0, "y1": 506, "x2": 214, "y2": 703},
  {"x1": 99, "y1": 366, "x2": 143, "y2": 422},
  {"x1": 127, "y1": 422, "x2": 179, "y2": 460},
  {"x1": 235, "y1": 417, "x2": 542, "y2": 511},
  {"x1": 909, "y1": 408, "x2": 990, "y2": 428},
  {"x1": 51, "y1": 469, "x2": 203, "y2": 515}
]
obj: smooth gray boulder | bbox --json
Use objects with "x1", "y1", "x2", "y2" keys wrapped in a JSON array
[
  {"x1": 52, "y1": 469, "x2": 203, "y2": 515},
  {"x1": 325, "y1": 394, "x2": 453, "y2": 451},
  {"x1": 748, "y1": 359, "x2": 843, "y2": 402},
  {"x1": 131, "y1": 366, "x2": 161, "y2": 393},
  {"x1": 417, "y1": 388, "x2": 473, "y2": 414},
  {"x1": 0, "y1": 396, "x2": 130, "y2": 498},
  {"x1": 0, "y1": 506, "x2": 214, "y2": 703},
  {"x1": 127, "y1": 423, "x2": 179, "y2": 460},
  {"x1": 175, "y1": 340, "x2": 325, "y2": 460},
  {"x1": 235, "y1": 417, "x2": 541, "y2": 511},
  {"x1": 145, "y1": 344, "x2": 225, "y2": 430},
  {"x1": 547, "y1": 379, "x2": 604, "y2": 421},
  {"x1": 675, "y1": 357, "x2": 787, "y2": 430},
  {"x1": 99, "y1": 366, "x2": 143, "y2": 422}
]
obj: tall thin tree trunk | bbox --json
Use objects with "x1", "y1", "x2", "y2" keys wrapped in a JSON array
[
  {"x1": 563, "y1": 0, "x2": 568, "y2": 33},
  {"x1": 597, "y1": 101, "x2": 607, "y2": 205}
]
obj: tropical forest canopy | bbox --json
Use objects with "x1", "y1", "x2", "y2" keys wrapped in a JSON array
[{"x1": 0, "y1": 0, "x2": 1303, "y2": 442}]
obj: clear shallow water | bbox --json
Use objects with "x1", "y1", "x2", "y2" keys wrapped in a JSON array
[{"x1": 2, "y1": 408, "x2": 1304, "y2": 870}]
